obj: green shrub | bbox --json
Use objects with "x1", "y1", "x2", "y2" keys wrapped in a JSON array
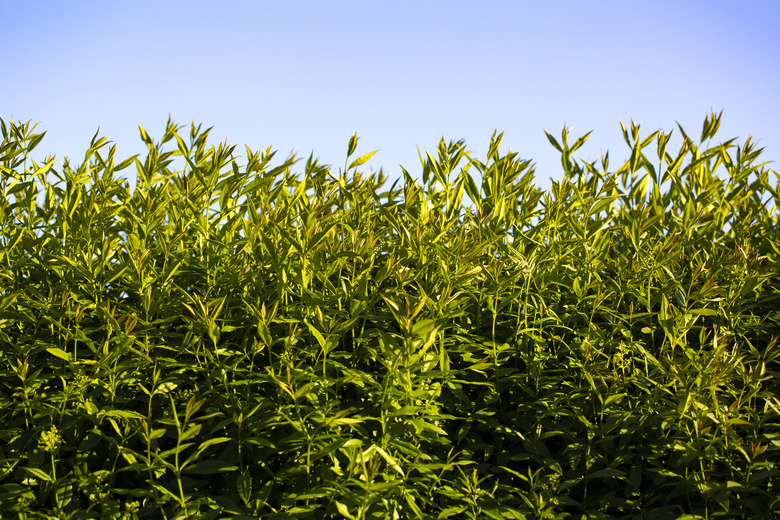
[{"x1": 1, "y1": 112, "x2": 778, "y2": 519}]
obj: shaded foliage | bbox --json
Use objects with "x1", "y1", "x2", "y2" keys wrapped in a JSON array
[{"x1": 0, "y1": 112, "x2": 778, "y2": 519}]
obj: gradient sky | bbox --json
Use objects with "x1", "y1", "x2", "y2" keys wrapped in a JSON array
[{"x1": 5, "y1": 1, "x2": 779, "y2": 190}]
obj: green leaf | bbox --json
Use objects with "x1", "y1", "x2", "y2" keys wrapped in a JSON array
[
  {"x1": 46, "y1": 347, "x2": 72, "y2": 362},
  {"x1": 675, "y1": 288, "x2": 687, "y2": 308},
  {"x1": 198, "y1": 437, "x2": 231, "y2": 453},
  {"x1": 22, "y1": 467, "x2": 53, "y2": 483},
  {"x1": 544, "y1": 130, "x2": 563, "y2": 152},
  {"x1": 590, "y1": 195, "x2": 617, "y2": 216},
  {"x1": 138, "y1": 125, "x2": 153, "y2": 145},
  {"x1": 438, "y1": 506, "x2": 468, "y2": 519},
  {"x1": 569, "y1": 130, "x2": 593, "y2": 153},
  {"x1": 487, "y1": 130, "x2": 503, "y2": 160},
  {"x1": 184, "y1": 459, "x2": 238, "y2": 475},
  {"x1": 348, "y1": 150, "x2": 378, "y2": 170},
  {"x1": 154, "y1": 382, "x2": 178, "y2": 395},
  {"x1": 161, "y1": 258, "x2": 185, "y2": 286},
  {"x1": 586, "y1": 467, "x2": 626, "y2": 479},
  {"x1": 312, "y1": 439, "x2": 347, "y2": 461},
  {"x1": 150, "y1": 482, "x2": 182, "y2": 506},
  {"x1": 82, "y1": 400, "x2": 99, "y2": 415},
  {"x1": 335, "y1": 501, "x2": 356, "y2": 520},
  {"x1": 179, "y1": 423, "x2": 202, "y2": 442},
  {"x1": 307, "y1": 322, "x2": 328, "y2": 350},
  {"x1": 462, "y1": 170, "x2": 480, "y2": 205},
  {"x1": 159, "y1": 442, "x2": 195, "y2": 460},
  {"x1": 257, "y1": 319, "x2": 272, "y2": 347},
  {"x1": 370, "y1": 445, "x2": 405, "y2": 477},
  {"x1": 27, "y1": 132, "x2": 46, "y2": 153},
  {"x1": 237, "y1": 470, "x2": 252, "y2": 506},
  {"x1": 102, "y1": 410, "x2": 145, "y2": 420},
  {"x1": 55, "y1": 478, "x2": 75, "y2": 509},
  {"x1": 347, "y1": 133, "x2": 358, "y2": 158},
  {"x1": 688, "y1": 308, "x2": 718, "y2": 316}
]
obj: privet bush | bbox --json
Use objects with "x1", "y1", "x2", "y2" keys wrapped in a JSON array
[{"x1": 0, "y1": 112, "x2": 778, "y2": 519}]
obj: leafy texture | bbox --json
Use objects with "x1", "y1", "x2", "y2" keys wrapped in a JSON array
[{"x1": 0, "y1": 113, "x2": 778, "y2": 519}]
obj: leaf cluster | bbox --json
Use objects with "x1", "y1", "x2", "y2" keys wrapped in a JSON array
[{"x1": 0, "y1": 112, "x2": 779, "y2": 519}]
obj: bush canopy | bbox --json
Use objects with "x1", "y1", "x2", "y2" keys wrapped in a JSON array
[{"x1": 0, "y1": 112, "x2": 779, "y2": 519}]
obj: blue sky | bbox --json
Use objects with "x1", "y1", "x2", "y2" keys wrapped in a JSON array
[{"x1": 5, "y1": 1, "x2": 779, "y2": 190}]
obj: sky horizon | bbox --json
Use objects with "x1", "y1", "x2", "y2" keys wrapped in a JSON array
[{"x1": 4, "y1": 1, "x2": 779, "y2": 191}]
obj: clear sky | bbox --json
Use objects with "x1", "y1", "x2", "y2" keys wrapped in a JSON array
[{"x1": 4, "y1": 1, "x2": 779, "y2": 190}]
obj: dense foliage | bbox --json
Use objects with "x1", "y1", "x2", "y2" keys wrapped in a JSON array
[{"x1": 1, "y1": 112, "x2": 779, "y2": 519}]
